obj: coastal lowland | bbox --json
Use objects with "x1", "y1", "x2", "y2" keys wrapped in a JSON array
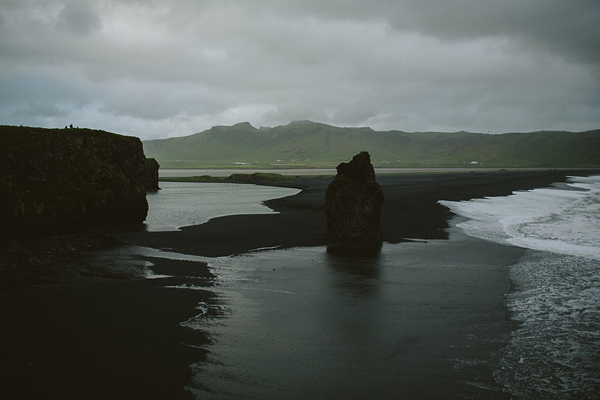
[{"x1": 143, "y1": 120, "x2": 600, "y2": 169}]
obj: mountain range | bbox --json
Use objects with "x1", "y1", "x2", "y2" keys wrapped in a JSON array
[{"x1": 142, "y1": 121, "x2": 600, "y2": 169}]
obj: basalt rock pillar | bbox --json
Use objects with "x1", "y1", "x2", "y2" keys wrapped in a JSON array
[
  {"x1": 144, "y1": 158, "x2": 160, "y2": 192},
  {"x1": 325, "y1": 151, "x2": 384, "y2": 243}
]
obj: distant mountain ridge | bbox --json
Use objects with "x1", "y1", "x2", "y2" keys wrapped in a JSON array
[{"x1": 142, "y1": 121, "x2": 600, "y2": 168}]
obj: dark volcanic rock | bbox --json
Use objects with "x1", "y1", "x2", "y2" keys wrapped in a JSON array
[
  {"x1": 144, "y1": 158, "x2": 160, "y2": 192},
  {"x1": 227, "y1": 173, "x2": 261, "y2": 182},
  {"x1": 0, "y1": 126, "x2": 148, "y2": 239},
  {"x1": 325, "y1": 151, "x2": 384, "y2": 242}
]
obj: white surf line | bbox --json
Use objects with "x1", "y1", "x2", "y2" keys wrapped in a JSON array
[
  {"x1": 244, "y1": 245, "x2": 283, "y2": 253},
  {"x1": 234, "y1": 287, "x2": 296, "y2": 295}
]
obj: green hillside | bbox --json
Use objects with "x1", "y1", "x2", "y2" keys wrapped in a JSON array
[{"x1": 143, "y1": 121, "x2": 600, "y2": 168}]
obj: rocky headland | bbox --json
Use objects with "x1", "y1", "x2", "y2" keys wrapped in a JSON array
[{"x1": 0, "y1": 126, "x2": 149, "y2": 240}]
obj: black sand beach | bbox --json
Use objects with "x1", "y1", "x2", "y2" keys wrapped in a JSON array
[
  {"x1": 1, "y1": 169, "x2": 598, "y2": 399},
  {"x1": 118, "y1": 169, "x2": 599, "y2": 256}
]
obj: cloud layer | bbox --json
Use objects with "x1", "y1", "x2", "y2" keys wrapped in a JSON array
[{"x1": 1, "y1": 0, "x2": 599, "y2": 139}]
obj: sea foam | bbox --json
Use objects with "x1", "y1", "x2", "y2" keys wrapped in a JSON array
[
  {"x1": 495, "y1": 252, "x2": 600, "y2": 399},
  {"x1": 439, "y1": 175, "x2": 600, "y2": 260}
]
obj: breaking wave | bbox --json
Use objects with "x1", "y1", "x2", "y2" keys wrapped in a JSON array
[{"x1": 440, "y1": 175, "x2": 600, "y2": 399}]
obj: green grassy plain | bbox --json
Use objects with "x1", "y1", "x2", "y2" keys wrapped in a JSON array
[{"x1": 143, "y1": 122, "x2": 600, "y2": 169}]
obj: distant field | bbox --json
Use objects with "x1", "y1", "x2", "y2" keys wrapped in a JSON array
[{"x1": 143, "y1": 121, "x2": 600, "y2": 169}]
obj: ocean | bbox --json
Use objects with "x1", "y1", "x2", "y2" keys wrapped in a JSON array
[
  {"x1": 440, "y1": 175, "x2": 600, "y2": 399},
  {"x1": 145, "y1": 182, "x2": 301, "y2": 231}
]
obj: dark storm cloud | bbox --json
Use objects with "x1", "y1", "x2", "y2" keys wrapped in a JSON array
[
  {"x1": 0, "y1": 0, "x2": 598, "y2": 139},
  {"x1": 276, "y1": 0, "x2": 600, "y2": 65},
  {"x1": 57, "y1": 2, "x2": 103, "y2": 35}
]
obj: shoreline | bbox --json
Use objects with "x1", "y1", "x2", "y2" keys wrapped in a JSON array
[
  {"x1": 118, "y1": 168, "x2": 600, "y2": 257},
  {"x1": 2, "y1": 168, "x2": 598, "y2": 399},
  {"x1": 158, "y1": 167, "x2": 600, "y2": 178},
  {"x1": 188, "y1": 233, "x2": 521, "y2": 399}
]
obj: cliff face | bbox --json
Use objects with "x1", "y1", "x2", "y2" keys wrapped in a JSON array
[
  {"x1": 144, "y1": 158, "x2": 160, "y2": 192},
  {"x1": 325, "y1": 151, "x2": 384, "y2": 243},
  {"x1": 0, "y1": 126, "x2": 148, "y2": 239}
]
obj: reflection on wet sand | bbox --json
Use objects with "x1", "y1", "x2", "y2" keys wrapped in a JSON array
[{"x1": 326, "y1": 244, "x2": 382, "y2": 298}]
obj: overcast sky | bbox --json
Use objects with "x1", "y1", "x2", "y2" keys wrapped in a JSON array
[{"x1": 1, "y1": 0, "x2": 599, "y2": 140}]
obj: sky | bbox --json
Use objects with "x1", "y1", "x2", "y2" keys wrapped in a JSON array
[{"x1": 1, "y1": 0, "x2": 599, "y2": 140}]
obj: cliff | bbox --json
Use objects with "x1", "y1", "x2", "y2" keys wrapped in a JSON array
[{"x1": 0, "y1": 126, "x2": 148, "y2": 239}]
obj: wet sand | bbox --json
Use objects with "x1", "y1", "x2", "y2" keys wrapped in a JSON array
[
  {"x1": 0, "y1": 249, "x2": 217, "y2": 399},
  {"x1": 185, "y1": 233, "x2": 524, "y2": 399},
  {"x1": 2, "y1": 169, "x2": 598, "y2": 399}
]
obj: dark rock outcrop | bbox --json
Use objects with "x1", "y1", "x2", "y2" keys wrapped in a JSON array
[
  {"x1": 227, "y1": 172, "x2": 263, "y2": 182},
  {"x1": 144, "y1": 158, "x2": 160, "y2": 192},
  {"x1": 325, "y1": 151, "x2": 384, "y2": 243},
  {"x1": 0, "y1": 126, "x2": 148, "y2": 239}
]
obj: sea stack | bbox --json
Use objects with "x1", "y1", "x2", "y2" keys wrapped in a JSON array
[
  {"x1": 325, "y1": 151, "x2": 384, "y2": 243},
  {"x1": 144, "y1": 158, "x2": 160, "y2": 192}
]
